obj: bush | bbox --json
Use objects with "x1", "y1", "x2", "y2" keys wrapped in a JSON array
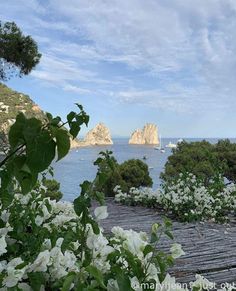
[
  {"x1": 34, "y1": 178, "x2": 63, "y2": 201},
  {"x1": 160, "y1": 140, "x2": 236, "y2": 185},
  {"x1": 216, "y1": 139, "x2": 236, "y2": 182},
  {"x1": 119, "y1": 159, "x2": 153, "y2": 191},
  {"x1": 114, "y1": 173, "x2": 236, "y2": 223},
  {"x1": 94, "y1": 152, "x2": 153, "y2": 196}
]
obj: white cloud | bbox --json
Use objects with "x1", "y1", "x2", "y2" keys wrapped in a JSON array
[
  {"x1": 2, "y1": 0, "x2": 236, "y2": 115},
  {"x1": 63, "y1": 84, "x2": 91, "y2": 95}
]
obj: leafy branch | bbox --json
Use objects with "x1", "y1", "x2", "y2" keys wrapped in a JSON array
[{"x1": 0, "y1": 103, "x2": 89, "y2": 206}]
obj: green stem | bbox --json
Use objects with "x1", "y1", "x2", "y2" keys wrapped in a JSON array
[{"x1": 0, "y1": 143, "x2": 25, "y2": 167}]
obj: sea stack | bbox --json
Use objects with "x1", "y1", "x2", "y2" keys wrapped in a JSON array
[
  {"x1": 70, "y1": 123, "x2": 113, "y2": 148},
  {"x1": 129, "y1": 123, "x2": 159, "y2": 145},
  {"x1": 84, "y1": 123, "x2": 113, "y2": 145}
]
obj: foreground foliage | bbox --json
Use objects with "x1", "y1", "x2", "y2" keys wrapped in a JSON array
[
  {"x1": 115, "y1": 173, "x2": 236, "y2": 223},
  {"x1": 0, "y1": 191, "x2": 185, "y2": 290}
]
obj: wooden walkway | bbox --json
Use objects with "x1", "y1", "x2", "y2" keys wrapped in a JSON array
[{"x1": 99, "y1": 199, "x2": 236, "y2": 285}]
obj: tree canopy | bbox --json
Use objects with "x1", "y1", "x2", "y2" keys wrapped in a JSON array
[
  {"x1": 160, "y1": 139, "x2": 236, "y2": 185},
  {"x1": 94, "y1": 151, "x2": 153, "y2": 196},
  {"x1": 0, "y1": 21, "x2": 41, "y2": 81}
]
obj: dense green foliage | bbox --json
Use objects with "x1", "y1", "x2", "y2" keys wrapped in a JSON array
[
  {"x1": 37, "y1": 178, "x2": 63, "y2": 201},
  {"x1": 0, "y1": 104, "x2": 89, "y2": 207},
  {"x1": 0, "y1": 21, "x2": 41, "y2": 80},
  {"x1": 94, "y1": 151, "x2": 153, "y2": 196},
  {"x1": 215, "y1": 139, "x2": 236, "y2": 182},
  {"x1": 119, "y1": 159, "x2": 153, "y2": 190},
  {"x1": 0, "y1": 84, "x2": 46, "y2": 136},
  {"x1": 161, "y1": 140, "x2": 236, "y2": 185}
]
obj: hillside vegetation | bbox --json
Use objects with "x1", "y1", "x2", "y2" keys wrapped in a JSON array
[{"x1": 0, "y1": 83, "x2": 45, "y2": 133}]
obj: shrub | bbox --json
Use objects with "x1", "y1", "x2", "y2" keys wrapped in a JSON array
[
  {"x1": 94, "y1": 152, "x2": 153, "y2": 196},
  {"x1": 160, "y1": 140, "x2": 233, "y2": 185},
  {"x1": 216, "y1": 139, "x2": 236, "y2": 182},
  {"x1": 114, "y1": 173, "x2": 236, "y2": 223},
  {"x1": 119, "y1": 159, "x2": 153, "y2": 191},
  {"x1": 35, "y1": 178, "x2": 63, "y2": 201}
]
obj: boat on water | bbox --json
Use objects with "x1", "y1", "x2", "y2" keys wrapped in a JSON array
[
  {"x1": 165, "y1": 141, "x2": 177, "y2": 149},
  {"x1": 154, "y1": 134, "x2": 165, "y2": 153}
]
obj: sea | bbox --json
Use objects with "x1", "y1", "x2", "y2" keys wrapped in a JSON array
[{"x1": 53, "y1": 137, "x2": 236, "y2": 202}]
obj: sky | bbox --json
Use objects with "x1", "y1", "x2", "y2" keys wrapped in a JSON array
[{"x1": 1, "y1": 0, "x2": 236, "y2": 138}]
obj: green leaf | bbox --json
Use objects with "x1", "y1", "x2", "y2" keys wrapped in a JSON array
[
  {"x1": 69, "y1": 121, "x2": 81, "y2": 139},
  {"x1": 93, "y1": 191, "x2": 105, "y2": 205},
  {"x1": 74, "y1": 196, "x2": 87, "y2": 217},
  {"x1": 50, "y1": 116, "x2": 61, "y2": 125},
  {"x1": 98, "y1": 172, "x2": 108, "y2": 186},
  {"x1": 150, "y1": 232, "x2": 158, "y2": 244},
  {"x1": 75, "y1": 103, "x2": 83, "y2": 111},
  {"x1": 164, "y1": 217, "x2": 172, "y2": 228},
  {"x1": 55, "y1": 129, "x2": 70, "y2": 161},
  {"x1": 115, "y1": 268, "x2": 132, "y2": 291},
  {"x1": 28, "y1": 272, "x2": 45, "y2": 291},
  {"x1": 46, "y1": 112, "x2": 53, "y2": 121},
  {"x1": 164, "y1": 230, "x2": 174, "y2": 240},
  {"x1": 143, "y1": 245, "x2": 153, "y2": 257},
  {"x1": 93, "y1": 157, "x2": 103, "y2": 166},
  {"x1": 8, "y1": 112, "x2": 26, "y2": 148},
  {"x1": 80, "y1": 180, "x2": 92, "y2": 195},
  {"x1": 84, "y1": 114, "x2": 89, "y2": 126},
  {"x1": 67, "y1": 111, "x2": 76, "y2": 124},
  {"x1": 90, "y1": 219, "x2": 100, "y2": 235},
  {"x1": 86, "y1": 265, "x2": 106, "y2": 289},
  {"x1": 23, "y1": 118, "x2": 42, "y2": 144},
  {"x1": 62, "y1": 273, "x2": 76, "y2": 291},
  {"x1": 26, "y1": 131, "x2": 56, "y2": 173}
]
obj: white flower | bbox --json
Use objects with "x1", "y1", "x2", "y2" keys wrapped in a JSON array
[
  {"x1": 18, "y1": 282, "x2": 32, "y2": 291},
  {"x1": 1, "y1": 210, "x2": 10, "y2": 222},
  {"x1": 161, "y1": 274, "x2": 188, "y2": 291},
  {"x1": 0, "y1": 235, "x2": 7, "y2": 256},
  {"x1": 28, "y1": 250, "x2": 51, "y2": 272},
  {"x1": 130, "y1": 277, "x2": 142, "y2": 291},
  {"x1": 42, "y1": 239, "x2": 51, "y2": 250},
  {"x1": 191, "y1": 274, "x2": 214, "y2": 290},
  {"x1": 107, "y1": 279, "x2": 119, "y2": 291},
  {"x1": 0, "y1": 260, "x2": 7, "y2": 272},
  {"x1": 3, "y1": 258, "x2": 25, "y2": 288},
  {"x1": 170, "y1": 243, "x2": 185, "y2": 259},
  {"x1": 35, "y1": 215, "x2": 44, "y2": 226},
  {"x1": 94, "y1": 206, "x2": 108, "y2": 220}
]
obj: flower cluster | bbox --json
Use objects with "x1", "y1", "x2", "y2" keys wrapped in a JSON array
[
  {"x1": 114, "y1": 173, "x2": 236, "y2": 222},
  {"x1": 0, "y1": 190, "x2": 188, "y2": 290}
]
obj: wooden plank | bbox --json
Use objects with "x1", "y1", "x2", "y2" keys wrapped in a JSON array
[{"x1": 96, "y1": 198, "x2": 236, "y2": 284}]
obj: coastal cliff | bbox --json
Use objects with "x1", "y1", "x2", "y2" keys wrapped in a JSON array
[
  {"x1": 129, "y1": 123, "x2": 159, "y2": 145},
  {"x1": 0, "y1": 83, "x2": 45, "y2": 134}
]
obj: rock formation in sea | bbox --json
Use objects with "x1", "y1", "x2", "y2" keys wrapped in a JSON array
[
  {"x1": 129, "y1": 123, "x2": 159, "y2": 145},
  {"x1": 70, "y1": 123, "x2": 113, "y2": 148},
  {"x1": 84, "y1": 123, "x2": 113, "y2": 145}
]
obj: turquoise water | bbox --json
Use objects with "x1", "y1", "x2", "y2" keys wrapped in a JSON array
[{"x1": 53, "y1": 138, "x2": 236, "y2": 201}]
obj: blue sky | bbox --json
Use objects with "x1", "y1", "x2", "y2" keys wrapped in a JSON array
[{"x1": 1, "y1": 0, "x2": 236, "y2": 138}]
